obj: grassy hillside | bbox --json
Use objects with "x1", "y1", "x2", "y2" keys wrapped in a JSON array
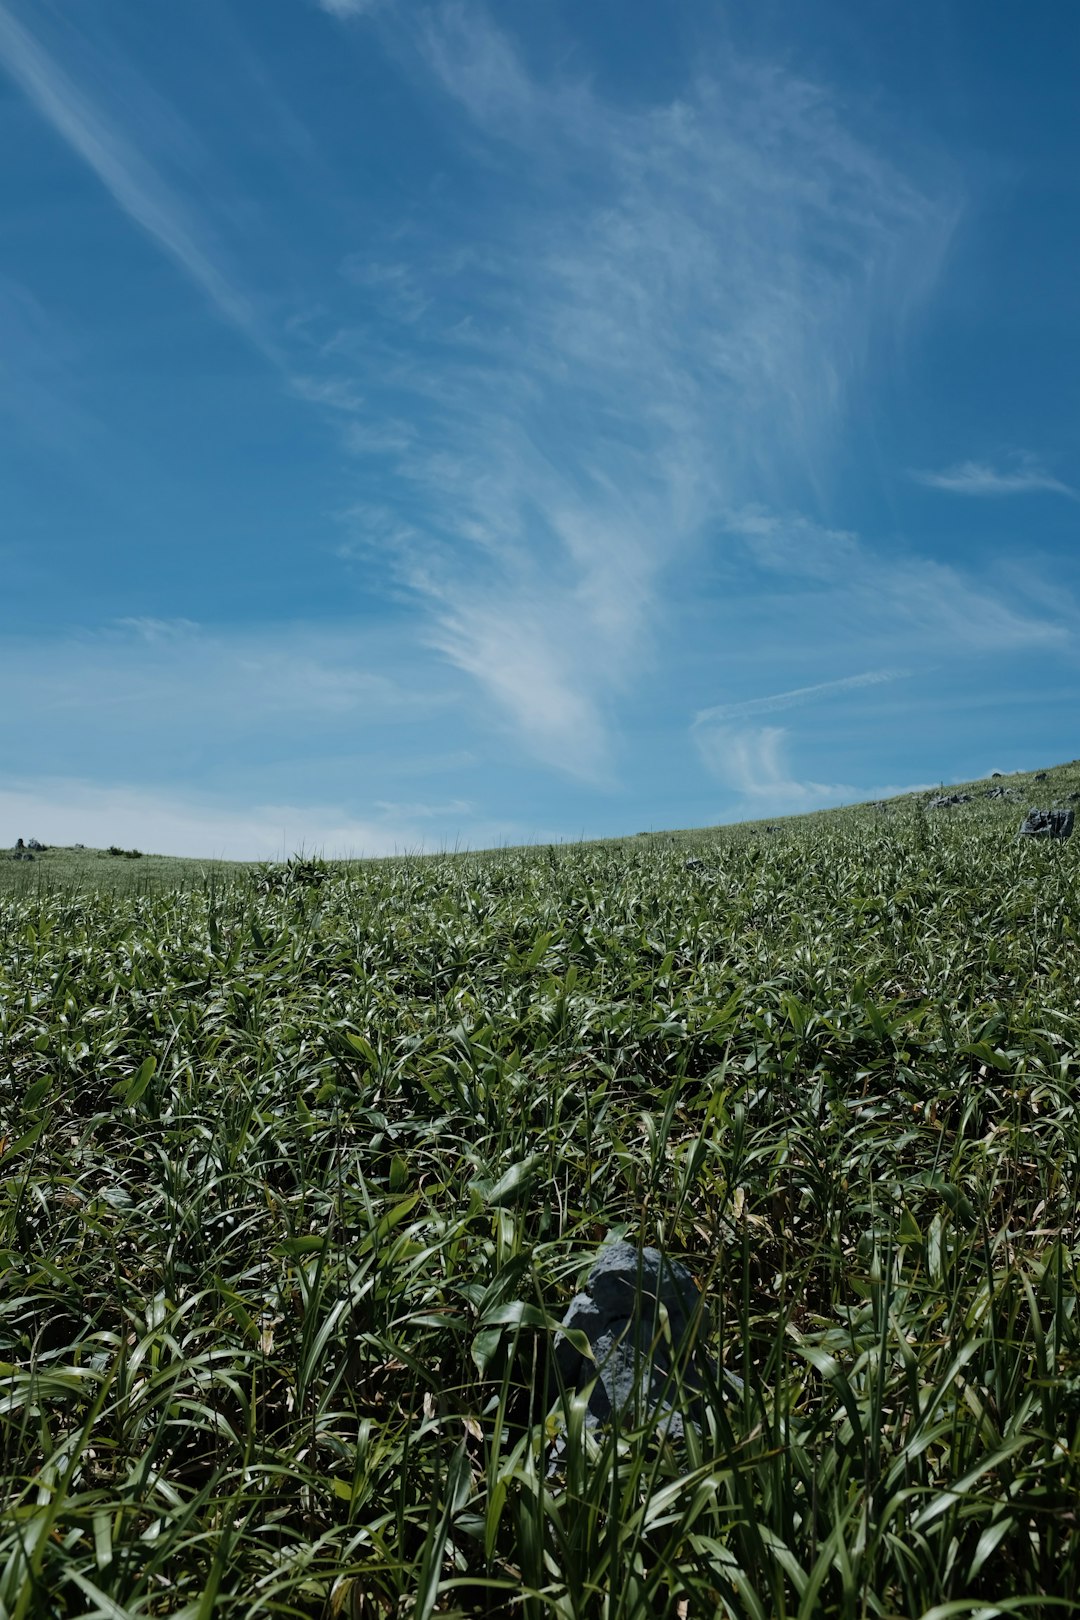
[
  {"x1": 2, "y1": 757, "x2": 1076, "y2": 893},
  {"x1": 3, "y1": 763, "x2": 1080, "y2": 1615},
  {"x1": 0, "y1": 842, "x2": 243, "y2": 895}
]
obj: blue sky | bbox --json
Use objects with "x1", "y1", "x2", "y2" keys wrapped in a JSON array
[{"x1": 2, "y1": 0, "x2": 1078, "y2": 857}]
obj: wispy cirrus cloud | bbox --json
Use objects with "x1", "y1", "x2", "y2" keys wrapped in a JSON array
[
  {"x1": 693, "y1": 723, "x2": 856, "y2": 813},
  {"x1": 315, "y1": 0, "x2": 384, "y2": 17},
  {"x1": 429, "y1": 590, "x2": 614, "y2": 782},
  {"x1": 693, "y1": 723, "x2": 929, "y2": 817},
  {"x1": 316, "y1": 4, "x2": 959, "y2": 777},
  {"x1": 694, "y1": 669, "x2": 908, "y2": 728},
  {"x1": 912, "y1": 455, "x2": 1076, "y2": 498},
  {"x1": 0, "y1": 3, "x2": 265, "y2": 347},
  {"x1": 692, "y1": 500, "x2": 1070, "y2": 811},
  {"x1": 114, "y1": 616, "x2": 200, "y2": 644},
  {"x1": 290, "y1": 374, "x2": 366, "y2": 413},
  {"x1": 691, "y1": 659, "x2": 922, "y2": 815},
  {"x1": 374, "y1": 797, "x2": 473, "y2": 818},
  {"x1": 722, "y1": 507, "x2": 863, "y2": 580},
  {"x1": 726, "y1": 507, "x2": 1069, "y2": 653}
]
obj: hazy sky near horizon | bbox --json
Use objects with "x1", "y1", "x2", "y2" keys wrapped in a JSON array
[{"x1": 3, "y1": 0, "x2": 1079, "y2": 857}]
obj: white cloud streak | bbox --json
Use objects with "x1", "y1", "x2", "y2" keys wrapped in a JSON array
[
  {"x1": 721, "y1": 508, "x2": 863, "y2": 580},
  {"x1": 728, "y1": 508, "x2": 1068, "y2": 653},
  {"x1": 317, "y1": 0, "x2": 384, "y2": 17},
  {"x1": 693, "y1": 724, "x2": 855, "y2": 812},
  {"x1": 912, "y1": 457, "x2": 1076, "y2": 498},
  {"x1": 430, "y1": 594, "x2": 613, "y2": 782},
  {"x1": 693, "y1": 501, "x2": 1071, "y2": 810},
  {"x1": 693, "y1": 723, "x2": 929, "y2": 818},
  {"x1": 0, "y1": 3, "x2": 266, "y2": 349},
  {"x1": 695, "y1": 669, "x2": 908, "y2": 727}
]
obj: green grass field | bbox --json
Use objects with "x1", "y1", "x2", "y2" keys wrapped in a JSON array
[{"x1": 4, "y1": 764, "x2": 1080, "y2": 1617}]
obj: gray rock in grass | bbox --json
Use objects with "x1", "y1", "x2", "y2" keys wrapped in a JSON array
[
  {"x1": 927, "y1": 793, "x2": 971, "y2": 809},
  {"x1": 1019, "y1": 808, "x2": 1074, "y2": 840},
  {"x1": 26, "y1": 838, "x2": 46, "y2": 851},
  {"x1": 552, "y1": 1242, "x2": 731, "y2": 1446}
]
